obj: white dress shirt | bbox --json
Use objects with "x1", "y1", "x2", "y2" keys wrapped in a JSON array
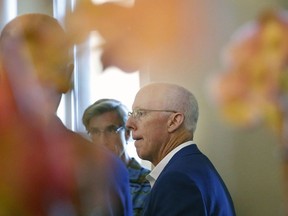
[{"x1": 146, "y1": 140, "x2": 195, "y2": 187}]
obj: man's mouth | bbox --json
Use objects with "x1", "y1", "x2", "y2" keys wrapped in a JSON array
[{"x1": 133, "y1": 137, "x2": 143, "y2": 146}]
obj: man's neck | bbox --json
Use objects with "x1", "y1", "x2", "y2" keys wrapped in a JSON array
[{"x1": 155, "y1": 130, "x2": 192, "y2": 166}]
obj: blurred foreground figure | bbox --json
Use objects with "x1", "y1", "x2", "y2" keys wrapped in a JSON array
[
  {"x1": 126, "y1": 82, "x2": 236, "y2": 216},
  {"x1": 212, "y1": 9, "x2": 288, "y2": 214},
  {"x1": 65, "y1": 0, "x2": 182, "y2": 72},
  {"x1": 0, "y1": 13, "x2": 132, "y2": 216},
  {"x1": 212, "y1": 9, "x2": 288, "y2": 134}
]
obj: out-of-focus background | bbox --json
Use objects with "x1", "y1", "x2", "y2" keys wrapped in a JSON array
[{"x1": 1, "y1": 0, "x2": 288, "y2": 215}]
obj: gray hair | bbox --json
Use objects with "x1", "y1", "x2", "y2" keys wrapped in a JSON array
[
  {"x1": 158, "y1": 83, "x2": 199, "y2": 134},
  {"x1": 82, "y1": 99, "x2": 129, "y2": 131},
  {"x1": 182, "y1": 92, "x2": 199, "y2": 134}
]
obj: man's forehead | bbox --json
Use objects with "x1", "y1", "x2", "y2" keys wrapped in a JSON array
[
  {"x1": 92, "y1": 110, "x2": 120, "y2": 120},
  {"x1": 134, "y1": 85, "x2": 167, "y2": 106},
  {"x1": 133, "y1": 97, "x2": 166, "y2": 111},
  {"x1": 90, "y1": 114, "x2": 122, "y2": 129}
]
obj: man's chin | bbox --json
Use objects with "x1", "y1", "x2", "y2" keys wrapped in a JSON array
[{"x1": 135, "y1": 147, "x2": 143, "y2": 158}]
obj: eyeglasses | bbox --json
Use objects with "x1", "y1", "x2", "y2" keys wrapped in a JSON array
[
  {"x1": 88, "y1": 125, "x2": 124, "y2": 137},
  {"x1": 128, "y1": 108, "x2": 177, "y2": 120}
]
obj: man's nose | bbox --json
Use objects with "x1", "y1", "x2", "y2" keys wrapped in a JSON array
[{"x1": 125, "y1": 116, "x2": 135, "y2": 131}]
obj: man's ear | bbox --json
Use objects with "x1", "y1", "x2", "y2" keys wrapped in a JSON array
[{"x1": 167, "y1": 113, "x2": 185, "y2": 133}]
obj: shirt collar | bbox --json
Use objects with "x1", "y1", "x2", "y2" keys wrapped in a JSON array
[{"x1": 146, "y1": 140, "x2": 195, "y2": 187}]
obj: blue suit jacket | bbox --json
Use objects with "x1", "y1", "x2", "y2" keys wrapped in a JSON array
[{"x1": 143, "y1": 144, "x2": 236, "y2": 216}]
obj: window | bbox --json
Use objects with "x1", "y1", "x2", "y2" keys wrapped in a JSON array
[
  {"x1": 55, "y1": 0, "x2": 142, "y2": 163},
  {"x1": 86, "y1": 33, "x2": 141, "y2": 161},
  {"x1": 57, "y1": 31, "x2": 141, "y2": 161}
]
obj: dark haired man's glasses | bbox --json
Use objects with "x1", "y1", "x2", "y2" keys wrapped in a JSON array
[
  {"x1": 128, "y1": 108, "x2": 177, "y2": 120},
  {"x1": 88, "y1": 125, "x2": 124, "y2": 137}
]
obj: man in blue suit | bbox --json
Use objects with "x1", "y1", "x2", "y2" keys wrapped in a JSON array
[{"x1": 126, "y1": 82, "x2": 236, "y2": 216}]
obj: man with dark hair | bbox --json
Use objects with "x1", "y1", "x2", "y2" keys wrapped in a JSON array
[{"x1": 83, "y1": 98, "x2": 151, "y2": 216}]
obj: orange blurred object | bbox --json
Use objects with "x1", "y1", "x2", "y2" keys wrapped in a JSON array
[
  {"x1": 0, "y1": 13, "x2": 132, "y2": 215},
  {"x1": 65, "y1": 0, "x2": 182, "y2": 72}
]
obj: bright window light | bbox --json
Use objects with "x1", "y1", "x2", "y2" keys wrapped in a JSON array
[{"x1": 89, "y1": 66, "x2": 140, "y2": 162}]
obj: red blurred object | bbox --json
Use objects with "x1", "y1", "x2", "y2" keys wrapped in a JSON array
[{"x1": 0, "y1": 13, "x2": 132, "y2": 215}]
